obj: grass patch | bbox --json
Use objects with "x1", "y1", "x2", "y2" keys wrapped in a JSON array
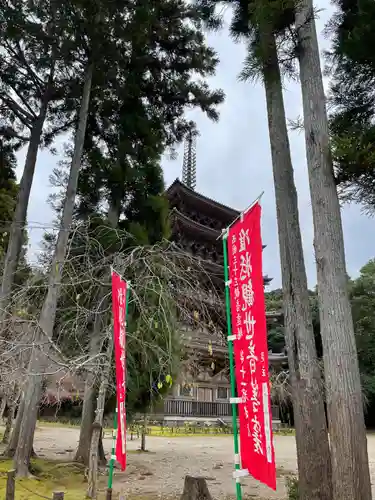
[
  {"x1": 139, "y1": 425, "x2": 234, "y2": 438},
  {"x1": 37, "y1": 420, "x2": 80, "y2": 430},
  {"x1": 37, "y1": 420, "x2": 113, "y2": 434},
  {"x1": 274, "y1": 428, "x2": 295, "y2": 436},
  {"x1": 38, "y1": 419, "x2": 295, "y2": 438},
  {"x1": 0, "y1": 458, "x2": 107, "y2": 499}
]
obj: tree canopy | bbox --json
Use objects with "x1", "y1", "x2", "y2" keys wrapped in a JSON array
[{"x1": 328, "y1": 0, "x2": 375, "y2": 213}]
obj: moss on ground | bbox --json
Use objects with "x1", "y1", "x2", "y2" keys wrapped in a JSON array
[{"x1": 0, "y1": 458, "x2": 107, "y2": 499}]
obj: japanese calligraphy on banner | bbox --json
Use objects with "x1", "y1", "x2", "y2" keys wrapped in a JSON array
[
  {"x1": 227, "y1": 202, "x2": 276, "y2": 490},
  {"x1": 111, "y1": 270, "x2": 128, "y2": 471}
]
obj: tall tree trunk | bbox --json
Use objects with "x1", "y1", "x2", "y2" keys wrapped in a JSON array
[
  {"x1": 2, "y1": 387, "x2": 21, "y2": 445},
  {"x1": 98, "y1": 431, "x2": 106, "y2": 465},
  {"x1": 3, "y1": 399, "x2": 16, "y2": 445},
  {"x1": 3, "y1": 394, "x2": 25, "y2": 458},
  {"x1": 87, "y1": 338, "x2": 113, "y2": 499},
  {"x1": 0, "y1": 97, "x2": 50, "y2": 323},
  {"x1": 0, "y1": 397, "x2": 7, "y2": 421},
  {"x1": 13, "y1": 62, "x2": 94, "y2": 477},
  {"x1": 261, "y1": 31, "x2": 332, "y2": 500},
  {"x1": 295, "y1": 2, "x2": 371, "y2": 499},
  {"x1": 75, "y1": 382, "x2": 96, "y2": 465},
  {"x1": 140, "y1": 413, "x2": 148, "y2": 452}
]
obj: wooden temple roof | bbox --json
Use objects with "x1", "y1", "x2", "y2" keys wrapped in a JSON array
[
  {"x1": 166, "y1": 183, "x2": 272, "y2": 285},
  {"x1": 170, "y1": 207, "x2": 268, "y2": 253},
  {"x1": 166, "y1": 178, "x2": 239, "y2": 226},
  {"x1": 170, "y1": 207, "x2": 221, "y2": 241}
]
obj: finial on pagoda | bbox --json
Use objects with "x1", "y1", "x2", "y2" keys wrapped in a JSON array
[{"x1": 182, "y1": 125, "x2": 197, "y2": 190}]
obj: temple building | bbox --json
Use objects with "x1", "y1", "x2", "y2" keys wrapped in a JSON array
[{"x1": 155, "y1": 131, "x2": 286, "y2": 425}]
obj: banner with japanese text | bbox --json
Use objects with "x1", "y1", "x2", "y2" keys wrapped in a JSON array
[
  {"x1": 111, "y1": 270, "x2": 128, "y2": 471},
  {"x1": 227, "y1": 202, "x2": 276, "y2": 490}
]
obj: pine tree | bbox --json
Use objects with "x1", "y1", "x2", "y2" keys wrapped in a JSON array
[
  {"x1": 0, "y1": 0, "x2": 91, "y2": 320},
  {"x1": 11, "y1": 0, "x2": 224, "y2": 474},
  {"x1": 328, "y1": 0, "x2": 375, "y2": 213},
  {"x1": 12, "y1": 0, "x2": 111, "y2": 475},
  {"x1": 295, "y1": 1, "x2": 371, "y2": 498}
]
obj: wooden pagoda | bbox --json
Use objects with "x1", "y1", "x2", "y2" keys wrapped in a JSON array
[{"x1": 154, "y1": 135, "x2": 286, "y2": 425}]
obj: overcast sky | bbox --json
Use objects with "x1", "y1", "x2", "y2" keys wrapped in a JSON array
[{"x1": 16, "y1": 0, "x2": 374, "y2": 290}]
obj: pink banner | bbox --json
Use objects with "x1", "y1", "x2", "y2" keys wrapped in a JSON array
[
  {"x1": 227, "y1": 202, "x2": 276, "y2": 490},
  {"x1": 111, "y1": 270, "x2": 127, "y2": 471}
]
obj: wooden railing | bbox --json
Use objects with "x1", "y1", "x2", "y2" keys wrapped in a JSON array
[{"x1": 162, "y1": 399, "x2": 280, "y2": 420}]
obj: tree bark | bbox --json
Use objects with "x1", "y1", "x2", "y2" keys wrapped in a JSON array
[
  {"x1": 180, "y1": 476, "x2": 212, "y2": 500},
  {"x1": 261, "y1": 30, "x2": 332, "y2": 500},
  {"x1": 295, "y1": 2, "x2": 371, "y2": 499},
  {"x1": 3, "y1": 395, "x2": 24, "y2": 458},
  {"x1": 5, "y1": 469, "x2": 15, "y2": 500},
  {"x1": 75, "y1": 379, "x2": 96, "y2": 465},
  {"x1": 0, "y1": 397, "x2": 7, "y2": 421},
  {"x1": 3, "y1": 388, "x2": 21, "y2": 445},
  {"x1": 75, "y1": 287, "x2": 113, "y2": 465},
  {"x1": 98, "y1": 431, "x2": 106, "y2": 465},
  {"x1": 140, "y1": 413, "x2": 147, "y2": 452},
  {"x1": 2, "y1": 403, "x2": 12, "y2": 444},
  {"x1": 87, "y1": 339, "x2": 113, "y2": 499},
  {"x1": 14, "y1": 374, "x2": 42, "y2": 476},
  {"x1": 0, "y1": 96, "x2": 49, "y2": 323},
  {"x1": 75, "y1": 385, "x2": 107, "y2": 467},
  {"x1": 13, "y1": 62, "x2": 94, "y2": 477}
]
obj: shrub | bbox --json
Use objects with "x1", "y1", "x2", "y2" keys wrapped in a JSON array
[{"x1": 286, "y1": 476, "x2": 299, "y2": 500}]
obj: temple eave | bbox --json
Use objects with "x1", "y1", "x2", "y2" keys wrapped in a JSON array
[
  {"x1": 166, "y1": 179, "x2": 240, "y2": 221},
  {"x1": 170, "y1": 208, "x2": 221, "y2": 240}
]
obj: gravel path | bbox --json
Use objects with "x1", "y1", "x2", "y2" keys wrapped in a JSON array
[{"x1": 31, "y1": 425, "x2": 375, "y2": 499}]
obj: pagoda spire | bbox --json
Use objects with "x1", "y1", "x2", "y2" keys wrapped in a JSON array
[{"x1": 182, "y1": 127, "x2": 197, "y2": 190}]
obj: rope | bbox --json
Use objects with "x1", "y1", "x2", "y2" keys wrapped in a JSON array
[{"x1": 16, "y1": 481, "x2": 52, "y2": 500}]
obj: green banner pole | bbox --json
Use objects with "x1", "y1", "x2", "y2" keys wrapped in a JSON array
[
  {"x1": 107, "y1": 407, "x2": 117, "y2": 497},
  {"x1": 107, "y1": 282, "x2": 131, "y2": 499},
  {"x1": 222, "y1": 233, "x2": 242, "y2": 500}
]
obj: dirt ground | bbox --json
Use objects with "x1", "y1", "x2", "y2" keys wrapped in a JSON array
[{"x1": 32, "y1": 425, "x2": 375, "y2": 499}]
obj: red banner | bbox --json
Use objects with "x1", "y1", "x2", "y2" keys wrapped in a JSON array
[
  {"x1": 227, "y1": 202, "x2": 276, "y2": 490},
  {"x1": 112, "y1": 270, "x2": 128, "y2": 471}
]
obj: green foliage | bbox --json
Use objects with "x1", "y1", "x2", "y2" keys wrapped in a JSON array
[
  {"x1": 268, "y1": 325, "x2": 285, "y2": 353},
  {"x1": 305, "y1": 259, "x2": 375, "y2": 408},
  {"x1": 286, "y1": 476, "x2": 299, "y2": 500},
  {"x1": 125, "y1": 268, "x2": 181, "y2": 417},
  {"x1": 0, "y1": 142, "x2": 31, "y2": 283},
  {"x1": 0, "y1": 180, "x2": 17, "y2": 260},
  {"x1": 0, "y1": 0, "x2": 85, "y2": 147},
  {"x1": 265, "y1": 288, "x2": 324, "y2": 356},
  {"x1": 328, "y1": 0, "x2": 375, "y2": 213},
  {"x1": 265, "y1": 288, "x2": 283, "y2": 311},
  {"x1": 196, "y1": 0, "x2": 296, "y2": 84},
  {"x1": 350, "y1": 260, "x2": 375, "y2": 403},
  {"x1": 264, "y1": 289, "x2": 285, "y2": 352}
]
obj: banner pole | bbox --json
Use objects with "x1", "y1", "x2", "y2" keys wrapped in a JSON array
[
  {"x1": 107, "y1": 407, "x2": 117, "y2": 499},
  {"x1": 217, "y1": 191, "x2": 264, "y2": 241},
  {"x1": 222, "y1": 233, "x2": 242, "y2": 500},
  {"x1": 107, "y1": 278, "x2": 131, "y2": 499}
]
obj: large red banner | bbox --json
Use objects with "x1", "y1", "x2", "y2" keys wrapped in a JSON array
[
  {"x1": 112, "y1": 270, "x2": 127, "y2": 471},
  {"x1": 227, "y1": 202, "x2": 276, "y2": 490}
]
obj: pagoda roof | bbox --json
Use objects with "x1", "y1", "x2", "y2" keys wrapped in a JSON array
[
  {"x1": 166, "y1": 179, "x2": 239, "y2": 225},
  {"x1": 170, "y1": 207, "x2": 222, "y2": 242},
  {"x1": 170, "y1": 207, "x2": 269, "y2": 249},
  {"x1": 169, "y1": 209, "x2": 272, "y2": 285}
]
